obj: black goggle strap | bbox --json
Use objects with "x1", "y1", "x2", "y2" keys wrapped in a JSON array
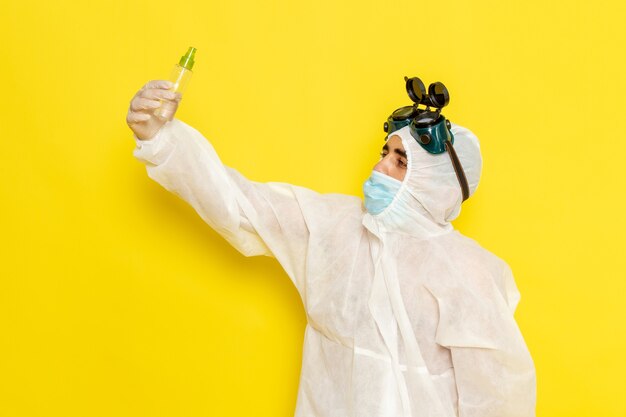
[{"x1": 444, "y1": 140, "x2": 470, "y2": 202}]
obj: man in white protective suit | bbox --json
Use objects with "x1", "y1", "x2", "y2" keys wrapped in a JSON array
[{"x1": 126, "y1": 79, "x2": 537, "y2": 417}]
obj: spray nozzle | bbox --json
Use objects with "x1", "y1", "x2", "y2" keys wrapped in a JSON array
[{"x1": 179, "y1": 47, "x2": 197, "y2": 70}]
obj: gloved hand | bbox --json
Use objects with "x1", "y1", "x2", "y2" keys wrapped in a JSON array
[{"x1": 126, "y1": 80, "x2": 182, "y2": 140}]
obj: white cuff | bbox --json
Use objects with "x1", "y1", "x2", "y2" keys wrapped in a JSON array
[{"x1": 132, "y1": 119, "x2": 177, "y2": 166}]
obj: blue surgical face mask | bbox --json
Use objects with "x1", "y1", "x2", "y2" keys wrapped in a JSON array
[{"x1": 363, "y1": 170, "x2": 403, "y2": 215}]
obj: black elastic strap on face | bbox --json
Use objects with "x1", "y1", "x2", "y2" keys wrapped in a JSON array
[{"x1": 444, "y1": 140, "x2": 470, "y2": 202}]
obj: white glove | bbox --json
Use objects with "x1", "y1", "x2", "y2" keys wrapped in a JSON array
[{"x1": 126, "y1": 79, "x2": 182, "y2": 140}]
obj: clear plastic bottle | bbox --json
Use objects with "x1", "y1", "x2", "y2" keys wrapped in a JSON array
[{"x1": 154, "y1": 47, "x2": 197, "y2": 120}]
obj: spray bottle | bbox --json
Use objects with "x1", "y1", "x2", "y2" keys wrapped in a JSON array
[{"x1": 155, "y1": 47, "x2": 197, "y2": 120}]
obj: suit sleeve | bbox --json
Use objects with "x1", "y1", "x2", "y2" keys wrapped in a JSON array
[
  {"x1": 132, "y1": 118, "x2": 309, "y2": 294},
  {"x1": 432, "y1": 264, "x2": 537, "y2": 417}
]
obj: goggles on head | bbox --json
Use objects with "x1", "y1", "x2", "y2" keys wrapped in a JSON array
[{"x1": 384, "y1": 76, "x2": 470, "y2": 202}]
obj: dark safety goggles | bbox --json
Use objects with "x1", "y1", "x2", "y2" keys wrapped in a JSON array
[{"x1": 383, "y1": 76, "x2": 470, "y2": 202}]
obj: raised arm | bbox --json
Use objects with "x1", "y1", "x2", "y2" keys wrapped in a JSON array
[{"x1": 131, "y1": 114, "x2": 310, "y2": 295}]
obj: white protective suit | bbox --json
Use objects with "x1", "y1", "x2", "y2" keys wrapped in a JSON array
[{"x1": 132, "y1": 119, "x2": 537, "y2": 417}]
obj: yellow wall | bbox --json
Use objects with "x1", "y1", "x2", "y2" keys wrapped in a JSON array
[{"x1": 1, "y1": 0, "x2": 624, "y2": 415}]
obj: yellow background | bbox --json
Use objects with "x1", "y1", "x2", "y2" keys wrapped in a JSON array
[{"x1": 1, "y1": 0, "x2": 624, "y2": 415}]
